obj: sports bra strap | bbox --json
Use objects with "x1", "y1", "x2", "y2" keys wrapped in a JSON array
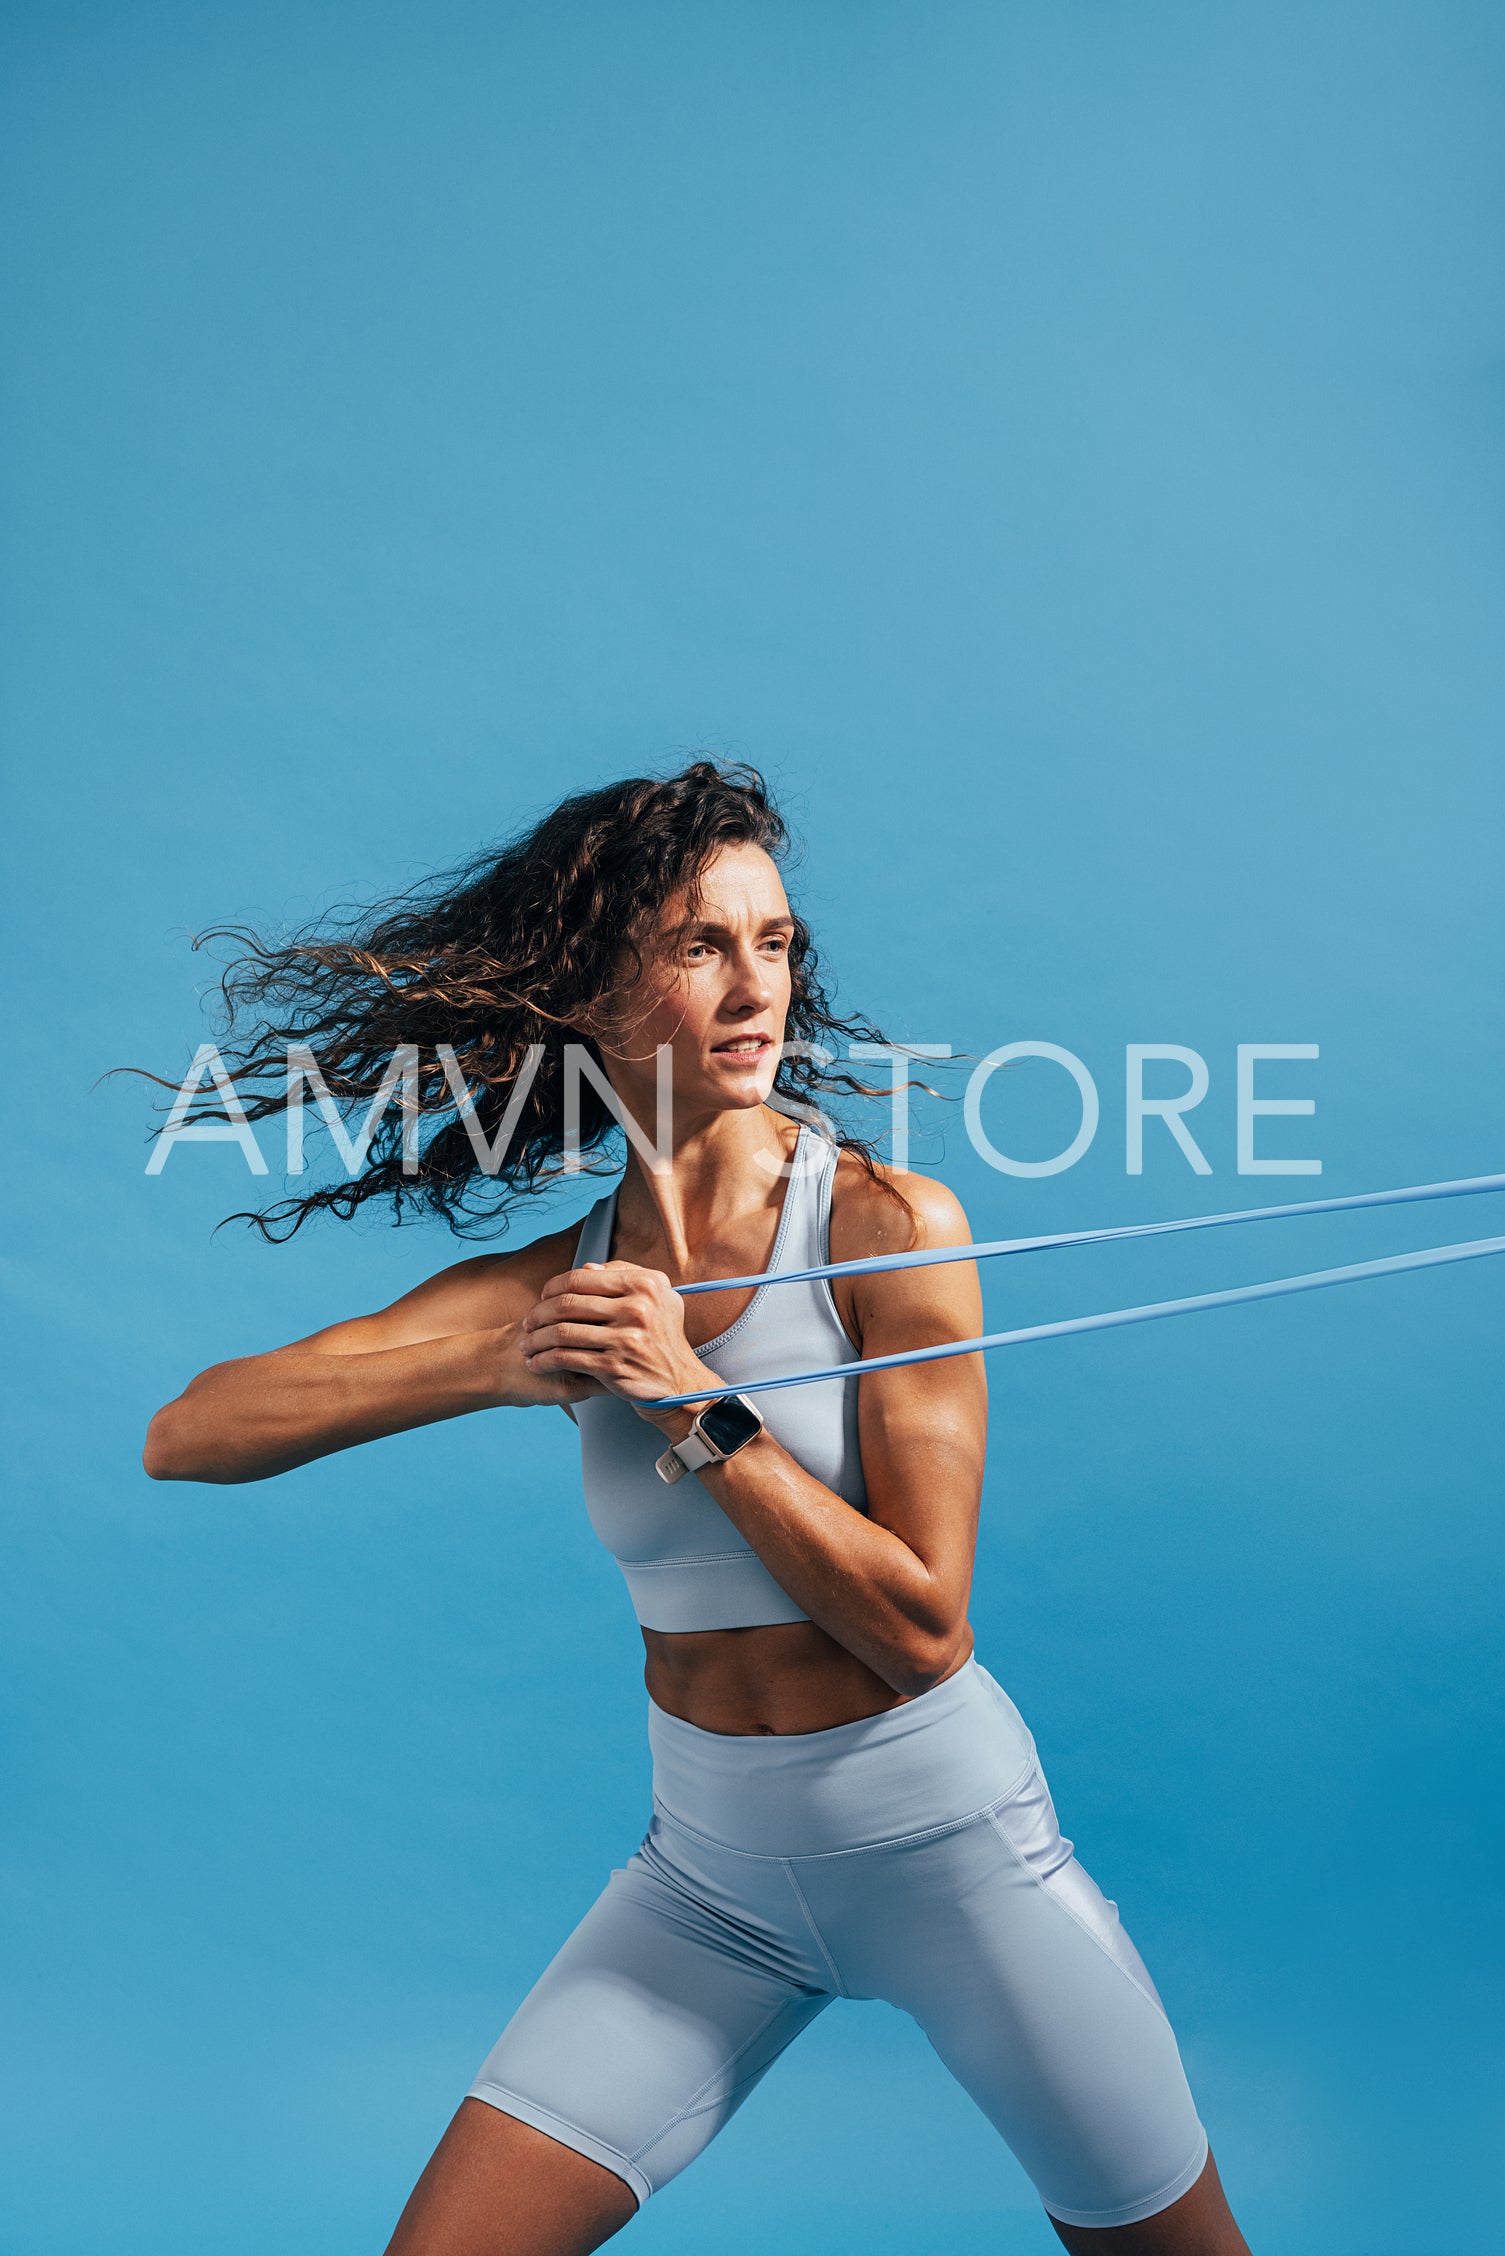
[{"x1": 574, "y1": 1191, "x2": 616, "y2": 1266}]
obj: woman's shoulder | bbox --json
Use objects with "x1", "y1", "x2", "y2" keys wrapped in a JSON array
[{"x1": 827, "y1": 1149, "x2": 973, "y2": 1267}]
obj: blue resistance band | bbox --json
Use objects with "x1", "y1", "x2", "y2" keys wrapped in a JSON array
[
  {"x1": 676, "y1": 1170, "x2": 1505, "y2": 1296},
  {"x1": 645, "y1": 1172, "x2": 1505, "y2": 1410}
]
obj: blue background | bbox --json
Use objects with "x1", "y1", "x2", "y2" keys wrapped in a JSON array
[{"x1": 3, "y1": 5, "x2": 1502, "y2": 2250}]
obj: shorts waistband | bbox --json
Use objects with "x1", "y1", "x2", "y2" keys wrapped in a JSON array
[{"x1": 646, "y1": 1655, "x2": 1036, "y2": 1858}]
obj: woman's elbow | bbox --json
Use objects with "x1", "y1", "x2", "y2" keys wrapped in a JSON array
[
  {"x1": 886, "y1": 1623, "x2": 969, "y2": 1700},
  {"x1": 143, "y1": 1403, "x2": 190, "y2": 1480},
  {"x1": 142, "y1": 1400, "x2": 228, "y2": 1483}
]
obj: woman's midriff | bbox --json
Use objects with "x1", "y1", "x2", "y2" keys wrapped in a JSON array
[{"x1": 641, "y1": 1619, "x2": 977, "y2": 1736}]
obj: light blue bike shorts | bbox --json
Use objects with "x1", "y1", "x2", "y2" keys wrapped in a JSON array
[{"x1": 467, "y1": 1656, "x2": 1209, "y2": 2230}]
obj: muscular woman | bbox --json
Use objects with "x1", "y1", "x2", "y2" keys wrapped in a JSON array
[{"x1": 145, "y1": 763, "x2": 1251, "y2": 2256}]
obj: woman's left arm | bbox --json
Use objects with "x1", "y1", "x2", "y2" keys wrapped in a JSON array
[{"x1": 521, "y1": 1172, "x2": 986, "y2": 1697}]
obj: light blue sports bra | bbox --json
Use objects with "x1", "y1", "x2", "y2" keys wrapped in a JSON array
[{"x1": 572, "y1": 1125, "x2": 869, "y2": 1631}]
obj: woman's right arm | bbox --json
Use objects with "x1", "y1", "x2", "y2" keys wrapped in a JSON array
[{"x1": 142, "y1": 1228, "x2": 589, "y2": 1485}]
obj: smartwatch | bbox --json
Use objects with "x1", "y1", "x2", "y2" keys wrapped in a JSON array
[{"x1": 654, "y1": 1393, "x2": 766, "y2": 1484}]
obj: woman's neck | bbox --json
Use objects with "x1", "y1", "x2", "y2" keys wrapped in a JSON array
[{"x1": 613, "y1": 1106, "x2": 800, "y2": 1274}]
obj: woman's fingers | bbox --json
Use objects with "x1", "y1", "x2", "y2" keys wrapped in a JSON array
[
  {"x1": 525, "y1": 1345, "x2": 609, "y2": 1374},
  {"x1": 529, "y1": 1290, "x2": 632, "y2": 1326},
  {"x1": 524, "y1": 1266, "x2": 683, "y2": 1348},
  {"x1": 521, "y1": 1302, "x2": 631, "y2": 1349},
  {"x1": 538, "y1": 1261, "x2": 652, "y2": 1302},
  {"x1": 524, "y1": 1320, "x2": 620, "y2": 1355},
  {"x1": 522, "y1": 1261, "x2": 702, "y2": 1407}
]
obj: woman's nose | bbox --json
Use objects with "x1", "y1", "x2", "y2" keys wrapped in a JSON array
[{"x1": 726, "y1": 944, "x2": 773, "y2": 1003}]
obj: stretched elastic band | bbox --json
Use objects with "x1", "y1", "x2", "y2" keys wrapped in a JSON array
[
  {"x1": 646, "y1": 1232, "x2": 1505, "y2": 1408},
  {"x1": 675, "y1": 1171, "x2": 1505, "y2": 1296}
]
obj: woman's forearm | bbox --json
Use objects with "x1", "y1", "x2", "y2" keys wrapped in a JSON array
[
  {"x1": 143, "y1": 1327, "x2": 533, "y2": 1484},
  {"x1": 695, "y1": 1436, "x2": 974, "y2": 1696}
]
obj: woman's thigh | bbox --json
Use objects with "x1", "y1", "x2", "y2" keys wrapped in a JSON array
[
  {"x1": 795, "y1": 1758, "x2": 1210, "y2": 2235},
  {"x1": 383, "y1": 2101, "x2": 639, "y2": 2256},
  {"x1": 466, "y1": 1827, "x2": 831, "y2": 2206}
]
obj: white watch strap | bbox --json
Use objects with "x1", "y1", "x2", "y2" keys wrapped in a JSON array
[
  {"x1": 673, "y1": 1425, "x2": 719, "y2": 1473},
  {"x1": 655, "y1": 1421, "x2": 718, "y2": 1483}
]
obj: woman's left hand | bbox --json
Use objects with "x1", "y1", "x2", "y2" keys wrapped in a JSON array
[{"x1": 520, "y1": 1262, "x2": 718, "y2": 1436}]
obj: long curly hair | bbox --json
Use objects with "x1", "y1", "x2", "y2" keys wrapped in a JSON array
[{"x1": 157, "y1": 761, "x2": 903, "y2": 1240}]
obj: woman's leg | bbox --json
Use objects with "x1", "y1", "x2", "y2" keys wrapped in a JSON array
[
  {"x1": 790, "y1": 1752, "x2": 1246, "y2": 2243},
  {"x1": 1048, "y1": 2147, "x2": 1251, "y2": 2255},
  {"x1": 384, "y1": 1819, "x2": 831, "y2": 2251},
  {"x1": 383, "y1": 2100, "x2": 637, "y2": 2256}
]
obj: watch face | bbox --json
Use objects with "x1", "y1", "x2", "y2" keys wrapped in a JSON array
[{"x1": 698, "y1": 1394, "x2": 763, "y2": 1455}]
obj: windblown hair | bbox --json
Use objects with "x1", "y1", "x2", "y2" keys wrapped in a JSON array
[{"x1": 161, "y1": 761, "x2": 901, "y2": 1240}]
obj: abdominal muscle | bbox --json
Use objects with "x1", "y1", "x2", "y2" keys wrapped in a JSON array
[{"x1": 641, "y1": 1619, "x2": 976, "y2": 1737}]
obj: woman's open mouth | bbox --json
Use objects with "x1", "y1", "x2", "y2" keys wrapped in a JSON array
[{"x1": 711, "y1": 1035, "x2": 774, "y2": 1059}]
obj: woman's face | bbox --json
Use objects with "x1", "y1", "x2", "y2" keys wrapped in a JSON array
[{"x1": 598, "y1": 842, "x2": 795, "y2": 1127}]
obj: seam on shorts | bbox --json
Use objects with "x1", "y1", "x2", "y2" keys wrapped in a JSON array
[
  {"x1": 627, "y1": 1992, "x2": 801, "y2": 2169},
  {"x1": 638, "y1": 2037, "x2": 814, "y2": 2143},
  {"x1": 650, "y1": 1747, "x2": 1036, "y2": 1865},
  {"x1": 982, "y1": 1797, "x2": 1170, "y2": 2024},
  {"x1": 1042, "y1": 2125, "x2": 1210, "y2": 2229},
  {"x1": 780, "y1": 1858, "x2": 849, "y2": 1996},
  {"x1": 467, "y1": 2080, "x2": 651, "y2": 2208},
  {"x1": 626, "y1": 1549, "x2": 765, "y2": 1571}
]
